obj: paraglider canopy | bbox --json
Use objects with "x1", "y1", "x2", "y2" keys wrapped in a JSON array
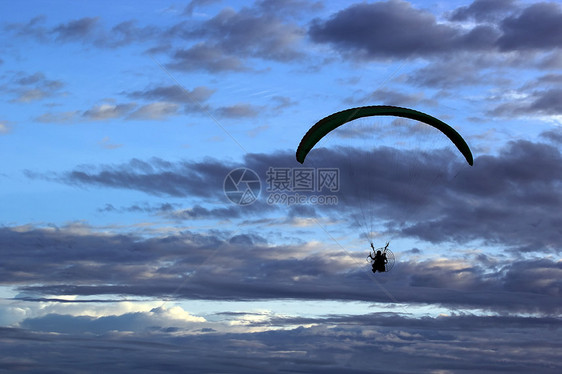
[{"x1": 296, "y1": 105, "x2": 473, "y2": 166}]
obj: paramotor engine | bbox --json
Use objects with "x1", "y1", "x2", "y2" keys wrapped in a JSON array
[{"x1": 367, "y1": 243, "x2": 395, "y2": 273}]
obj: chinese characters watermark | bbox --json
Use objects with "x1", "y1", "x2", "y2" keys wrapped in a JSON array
[{"x1": 266, "y1": 167, "x2": 339, "y2": 193}]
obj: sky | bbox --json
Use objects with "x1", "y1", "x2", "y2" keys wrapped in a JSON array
[{"x1": 0, "y1": 0, "x2": 561, "y2": 372}]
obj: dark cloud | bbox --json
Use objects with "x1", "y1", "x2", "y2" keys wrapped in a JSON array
[
  {"x1": 51, "y1": 17, "x2": 158, "y2": 48},
  {"x1": 490, "y1": 88, "x2": 562, "y2": 116},
  {"x1": 229, "y1": 233, "x2": 268, "y2": 246},
  {"x1": 26, "y1": 133, "x2": 562, "y2": 255},
  {"x1": 270, "y1": 95, "x2": 297, "y2": 111},
  {"x1": 20, "y1": 307, "x2": 204, "y2": 334},
  {"x1": 0, "y1": 225, "x2": 225, "y2": 287},
  {"x1": 8, "y1": 0, "x2": 557, "y2": 76},
  {"x1": 127, "y1": 85, "x2": 215, "y2": 105},
  {"x1": 52, "y1": 17, "x2": 100, "y2": 42},
  {"x1": 308, "y1": 1, "x2": 496, "y2": 60},
  {"x1": 407, "y1": 58, "x2": 488, "y2": 88},
  {"x1": 245, "y1": 140, "x2": 562, "y2": 256},
  {"x1": 55, "y1": 157, "x2": 235, "y2": 198},
  {"x1": 127, "y1": 102, "x2": 180, "y2": 120},
  {"x1": 309, "y1": 0, "x2": 561, "y2": 61},
  {"x1": 2, "y1": 222, "x2": 560, "y2": 315},
  {"x1": 167, "y1": 204, "x2": 243, "y2": 220},
  {"x1": 167, "y1": 43, "x2": 248, "y2": 72},
  {"x1": 287, "y1": 204, "x2": 318, "y2": 219},
  {"x1": 186, "y1": 7, "x2": 304, "y2": 61},
  {"x1": 167, "y1": 4, "x2": 305, "y2": 71},
  {"x1": 449, "y1": 0, "x2": 517, "y2": 22},
  {"x1": 502, "y1": 259, "x2": 561, "y2": 297},
  {"x1": 497, "y1": 2, "x2": 562, "y2": 51},
  {"x1": 215, "y1": 103, "x2": 261, "y2": 118},
  {"x1": 35, "y1": 110, "x2": 80, "y2": 124},
  {"x1": 256, "y1": 0, "x2": 324, "y2": 18},
  {"x1": 349, "y1": 88, "x2": 432, "y2": 106},
  {"x1": 7, "y1": 15, "x2": 159, "y2": 49},
  {"x1": 1, "y1": 313, "x2": 560, "y2": 373},
  {"x1": 400, "y1": 140, "x2": 562, "y2": 252},
  {"x1": 183, "y1": 0, "x2": 222, "y2": 16},
  {"x1": 16, "y1": 72, "x2": 48, "y2": 86},
  {"x1": 35, "y1": 83, "x2": 214, "y2": 123},
  {"x1": 102, "y1": 20, "x2": 159, "y2": 48},
  {"x1": 4, "y1": 15, "x2": 49, "y2": 41},
  {"x1": 523, "y1": 74, "x2": 562, "y2": 90},
  {"x1": 486, "y1": 73, "x2": 562, "y2": 117},
  {"x1": 2, "y1": 71, "x2": 65, "y2": 103},
  {"x1": 538, "y1": 50, "x2": 562, "y2": 69},
  {"x1": 541, "y1": 128, "x2": 562, "y2": 144},
  {"x1": 97, "y1": 202, "x2": 178, "y2": 214},
  {"x1": 528, "y1": 88, "x2": 562, "y2": 115},
  {"x1": 99, "y1": 200, "x2": 274, "y2": 222}
]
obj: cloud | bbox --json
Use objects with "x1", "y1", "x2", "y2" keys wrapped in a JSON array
[
  {"x1": 269, "y1": 95, "x2": 296, "y2": 111},
  {"x1": 53, "y1": 17, "x2": 100, "y2": 42},
  {"x1": 167, "y1": 43, "x2": 249, "y2": 72},
  {"x1": 398, "y1": 139, "x2": 562, "y2": 252},
  {"x1": 7, "y1": 14, "x2": 159, "y2": 49},
  {"x1": 183, "y1": 7, "x2": 305, "y2": 61},
  {"x1": 406, "y1": 58, "x2": 490, "y2": 88},
  {"x1": 215, "y1": 103, "x2": 261, "y2": 118},
  {"x1": 256, "y1": 0, "x2": 324, "y2": 18},
  {"x1": 1, "y1": 312, "x2": 560, "y2": 373},
  {"x1": 97, "y1": 202, "x2": 178, "y2": 214},
  {"x1": 35, "y1": 111, "x2": 80, "y2": 124},
  {"x1": 3, "y1": 71, "x2": 65, "y2": 103},
  {"x1": 167, "y1": 4, "x2": 305, "y2": 71},
  {"x1": 21, "y1": 306, "x2": 205, "y2": 334},
  {"x1": 82, "y1": 102, "x2": 137, "y2": 120},
  {"x1": 166, "y1": 204, "x2": 243, "y2": 220},
  {"x1": 490, "y1": 88, "x2": 562, "y2": 117},
  {"x1": 37, "y1": 101, "x2": 182, "y2": 123},
  {"x1": 183, "y1": 0, "x2": 222, "y2": 16},
  {"x1": 449, "y1": 0, "x2": 517, "y2": 22},
  {"x1": 34, "y1": 83, "x2": 214, "y2": 125},
  {"x1": 24, "y1": 132, "x2": 562, "y2": 256},
  {"x1": 127, "y1": 102, "x2": 180, "y2": 120},
  {"x1": 349, "y1": 88, "x2": 432, "y2": 106},
  {"x1": 497, "y1": 2, "x2": 562, "y2": 51},
  {"x1": 308, "y1": 0, "x2": 561, "y2": 61},
  {"x1": 4, "y1": 15, "x2": 49, "y2": 41},
  {"x1": 125, "y1": 84, "x2": 216, "y2": 114},
  {"x1": 541, "y1": 128, "x2": 562, "y2": 144},
  {"x1": 308, "y1": 0, "x2": 497, "y2": 60},
  {"x1": 2, "y1": 221, "x2": 560, "y2": 316},
  {"x1": 38, "y1": 157, "x2": 235, "y2": 198},
  {"x1": 5, "y1": 3, "x2": 307, "y2": 76},
  {"x1": 127, "y1": 85, "x2": 215, "y2": 105},
  {"x1": 102, "y1": 20, "x2": 159, "y2": 48}
]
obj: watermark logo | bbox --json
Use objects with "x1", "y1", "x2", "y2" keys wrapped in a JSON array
[
  {"x1": 224, "y1": 167, "x2": 339, "y2": 206},
  {"x1": 223, "y1": 168, "x2": 261, "y2": 205}
]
